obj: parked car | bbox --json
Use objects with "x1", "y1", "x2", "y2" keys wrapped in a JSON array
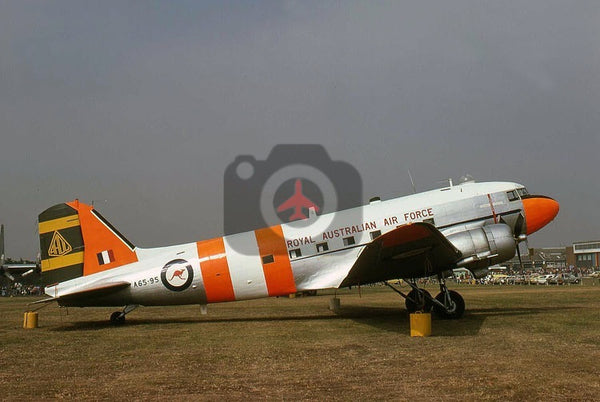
[
  {"x1": 548, "y1": 274, "x2": 580, "y2": 285},
  {"x1": 511, "y1": 275, "x2": 527, "y2": 285},
  {"x1": 491, "y1": 274, "x2": 509, "y2": 284},
  {"x1": 534, "y1": 274, "x2": 554, "y2": 285}
]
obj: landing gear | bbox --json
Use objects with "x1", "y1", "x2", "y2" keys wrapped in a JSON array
[
  {"x1": 385, "y1": 275, "x2": 465, "y2": 319},
  {"x1": 405, "y1": 288, "x2": 432, "y2": 313},
  {"x1": 432, "y1": 275, "x2": 465, "y2": 319},
  {"x1": 109, "y1": 304, "x2": 139, "y2": 325},
  {"x1": 385, "y1": 281, "x2": 432, "y2": 313},
  {"x1": 110, "y1": 311, "x2": 125, "y2": 324}
]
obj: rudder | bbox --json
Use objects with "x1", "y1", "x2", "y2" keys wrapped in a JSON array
[{"x1": 39, "y1": 200, "x2": 138, "y2": 285}]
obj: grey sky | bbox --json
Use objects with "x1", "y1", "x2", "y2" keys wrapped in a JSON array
[{"x1": 1, "y1": 1, "x2": 598, "y2": 259}]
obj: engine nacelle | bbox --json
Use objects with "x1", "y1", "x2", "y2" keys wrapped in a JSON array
[{"x1": 446, "y1": 224, "x2": 516, "y2": 278}]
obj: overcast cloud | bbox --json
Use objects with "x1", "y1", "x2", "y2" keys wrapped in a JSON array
[{"x1": 1, "y1": 1, "x2": 598, "y2": 258}]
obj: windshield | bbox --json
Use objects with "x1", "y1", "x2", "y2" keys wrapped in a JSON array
[{"x1": 507, "y1": 187, "x2": 529, "y2": 201}]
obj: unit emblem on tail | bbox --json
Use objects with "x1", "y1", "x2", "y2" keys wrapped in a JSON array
[
  {"x1": 161, "y1": 259, "x2": 194, "y2": 292},
  {"x1": 48, "y1": 231, "x2": 72, "y2": 257}
]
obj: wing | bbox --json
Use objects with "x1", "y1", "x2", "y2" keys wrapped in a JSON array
[
  {"x1": 339, "y1": 222, "x2": 461, "y2": 287},
  {"x1": 1, "y1": 263, "x2": 38, "y2": 273},
  {"x1": 1, "y1": 264, "x2": 39, "y2": 280}
]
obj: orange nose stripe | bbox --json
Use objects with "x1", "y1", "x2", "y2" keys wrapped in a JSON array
[{"x1": 522, "y1": 197, "x2": 560, "y2": 235}]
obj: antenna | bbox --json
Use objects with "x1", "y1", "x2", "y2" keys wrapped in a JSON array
[
  {"x1": 436, "y1": 177, "x2": 455, "y2": 188},
  {"x1": 407, "y1": 169, "x2": 417, "y2": 194}
]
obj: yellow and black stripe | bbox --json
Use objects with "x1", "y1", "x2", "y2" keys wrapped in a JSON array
[{"x1": 38, "y1": 203, "x2": 84, "y2": 284}]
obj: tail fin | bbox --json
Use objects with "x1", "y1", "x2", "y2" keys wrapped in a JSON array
[
  {"x1": 1, "y1": 224, "x2": 5, "y2": 264},
  {"x1": 38, "y1": 200, "x2": 138, "y2": 284}
]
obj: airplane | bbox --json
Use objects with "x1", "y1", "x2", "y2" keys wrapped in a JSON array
[
  {"x1": 33, "y1": 179, "x2": 559, "y2": 324},
  {"x1": 276, "y1": 178, "x2": 320, "y2": 221},
  {"x1": 1, "y1": 224, "x2": 39, "y2": 281}
]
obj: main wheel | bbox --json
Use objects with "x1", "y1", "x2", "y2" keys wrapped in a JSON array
[
  {"x1": 433, "y1": 290, "x2": 465, "y2": 319},
  {"x1": 405, "y1": 289, "x2": 433, "y2": 313},
  {"x1": 110, "y1": 311, "x2": 125, "y2": 325}
]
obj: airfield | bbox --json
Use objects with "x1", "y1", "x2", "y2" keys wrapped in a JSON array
[{"x1": 1, "y1": 284, "x2": 599, "y2": 401}]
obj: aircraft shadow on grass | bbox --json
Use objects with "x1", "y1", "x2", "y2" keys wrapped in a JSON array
[
  {"x1": 49, "y1": 305, "x2": 579, "y2": 334},
  {"x1": 342, "y1": 305, "x2": 580, "y2": 336}
]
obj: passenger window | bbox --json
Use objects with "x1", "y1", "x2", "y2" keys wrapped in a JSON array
[
  {"x1": 316, "y1": 242, "x2": 329, "y2": 253},
  {"x1": 262, "y1": 255, "x2": 274, "y2": 264},
  {"x1": 289, "y1": 248, "x2": 302, "y2": 259},
  {"x1": 370, "y1": 230, "x2": 382, "y2": 240},
  {"x1": 343, "y1": 236, "x2": 355, "y2": 246}
]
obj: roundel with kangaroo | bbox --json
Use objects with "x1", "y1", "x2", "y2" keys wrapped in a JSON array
[{"x1": 160, "y1": 259, "x2": 194, "y2": 292}]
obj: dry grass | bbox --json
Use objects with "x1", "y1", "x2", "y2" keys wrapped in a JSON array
[{"x1": 1, "y1": 285, "x2": 599, "y2": 401}]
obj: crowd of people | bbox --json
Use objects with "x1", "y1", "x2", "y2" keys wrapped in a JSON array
[{"x1": 0, "y1": 282, "x2": 42, "y2": 297}]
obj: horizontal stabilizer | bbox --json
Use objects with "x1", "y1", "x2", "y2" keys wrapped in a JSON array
[{"x1": 46, "y1": 281, "x2": 131, "y2": 304}]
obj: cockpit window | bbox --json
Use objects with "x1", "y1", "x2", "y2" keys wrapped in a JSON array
[
  {"x1": 507, "y1": 188, "x2": 529, "y2": 201},
  {"x1": 507, "y1": 190, "x2": 519, "y2": 201}
]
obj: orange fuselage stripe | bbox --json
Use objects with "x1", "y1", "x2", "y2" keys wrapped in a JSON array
[
  {"x1": 197, "y1": 237, "x2": 236, "y2": 303},
  {"x1": 255, "y1": 225, "x2": 297, "y2": 296}
]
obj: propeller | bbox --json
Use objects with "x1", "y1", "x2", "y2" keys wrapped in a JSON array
[
  {"x1": 0, "y1": 255, "x2": 16, "y2": 281},
  {"x1": 500, "y1": 213, "x2": 528, "y2": 272},
  {"x1": 0, "y1": 225, "x2": 41, "y2": 281},
  {"x1": 512, "y1": 214, "x2": 528, "y2": 272},
  {"x1": 3, "y1": 270, "x2": 15, "y2": 281},
  {"x1": 515, "y1": 234, "x2": 528, "y2": 272}
]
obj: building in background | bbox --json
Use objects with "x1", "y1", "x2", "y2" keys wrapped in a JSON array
[
  {"x1": 504, "y1": 241, "x2": 599, "y2": 274},
  {"x1": 571, "y1": 240, "x2": 600, "y2": 270},
  {"x1": 506, "y1": 247, "x2": 567, "y2": 272}
]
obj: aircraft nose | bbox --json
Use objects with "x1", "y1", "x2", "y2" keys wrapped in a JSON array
[{"x1": 522, "y1": 196, "x2": 560, "y2": 235}]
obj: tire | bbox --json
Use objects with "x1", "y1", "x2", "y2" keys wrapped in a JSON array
[
  {"x1": 405, "y1": 289, "x2": 433, "y2": 313},
  {"x1": 110, "y1": 311, "x2": 125, "y2": 325},
  {"x1": 433, "y1": 290, "x2": 465, "y2": 319}
]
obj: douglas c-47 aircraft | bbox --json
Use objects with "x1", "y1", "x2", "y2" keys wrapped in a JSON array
[{"x1": 35, "y1": 179, "x2": 559, "y2": 323}]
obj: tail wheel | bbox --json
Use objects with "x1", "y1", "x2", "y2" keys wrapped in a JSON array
[
  {"x1": 110, "y1": 311, "x2": 125, "y2": 325},
  {"x1": 405, "y1": 289, "x2": 433, "y2": 313},
  {"x1": 433, "y1": 290, "x2": 465, "y2": 319}
]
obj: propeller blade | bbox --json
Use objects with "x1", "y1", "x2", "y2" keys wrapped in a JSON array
[
  {"x1": 3, "y1": 269, "x2": 15, "y2": 281},
  {"x1": 21, "y1": 269, "x2": 35, "y2": 277},
  {"x1": 516, "y1": 242, "x2": 524, "y2": 272}
]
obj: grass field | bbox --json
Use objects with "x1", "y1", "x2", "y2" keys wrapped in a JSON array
[{"x1": 1, "y1": 285, "x2": 599, "y2": 401}]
